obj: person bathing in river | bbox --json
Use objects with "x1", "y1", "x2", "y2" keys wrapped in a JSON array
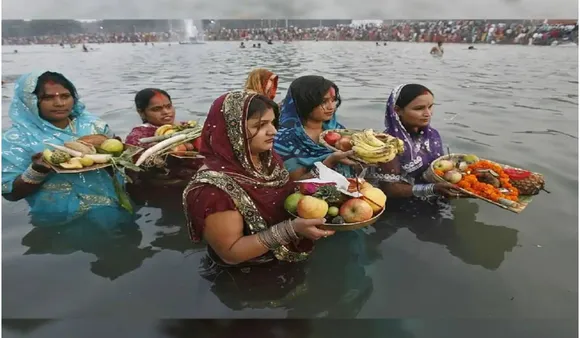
[
  {"x1": 124, "y1": 88, "x2": 202, "y2": 187},
  {"x1": 430, "y1": 41, "x2": 444, "y2": 55},
  {"x1": 244, "y1": 68, "x2": 279, "y2": 101},
  {"x1": 2, "y1": 71, "x2": 132, "y2": 226},
  {"x1": 367, "y1": 84, "x2": 463, "y2": 200},
  {"x1": 183, "y1": 90, "x2": 332, "y2": 266},
  {"x1": 274, "y1": 75, "x2": 355, "y2": 180}
]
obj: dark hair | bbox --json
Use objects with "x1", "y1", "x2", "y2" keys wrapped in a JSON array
[
  {"x1": 396, "y1": 84, "x2": 434, "y2": 109},
  {"x1": 246, "y1": 94, "x2": 279, "y2": 140},
  {"x1": 289, "y1": 75, "x2": 341, "y2": 121},
  {"x1": 34, "y1": 71, "x2": 78, "y2": 102},
  {"x1": 134, "y1": 88, "x2": 171, "y2": 112}
]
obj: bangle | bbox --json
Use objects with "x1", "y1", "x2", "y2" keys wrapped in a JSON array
[
  {"x1": 21, "y1": 165, "x2": 49, "y2": 185},
  {"x1": 257, "y1": 220, "x2": 299, "y2": 250},
  {"x1": 412, "y1": 184, "x2": 436, "y2": 198},
  {"x1": 309, "y1": 166, "x2": 320, "y2": 178}
]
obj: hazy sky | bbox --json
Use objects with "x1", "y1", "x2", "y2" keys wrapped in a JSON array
[{"x1": 2, "y1": 0, "x2": 578, "y2": 19}]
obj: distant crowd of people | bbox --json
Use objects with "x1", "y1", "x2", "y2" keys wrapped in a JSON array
[{"x1": 3, "y1": 20, "x2": 578, "y2": 46}]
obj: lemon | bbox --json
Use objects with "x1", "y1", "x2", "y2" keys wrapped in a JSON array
[{"x1": 79, "y1": 157, "x2": 95, "y2": 167}]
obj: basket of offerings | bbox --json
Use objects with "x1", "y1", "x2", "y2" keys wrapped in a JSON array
[
  {"x1": 43, "y1": 134, "x2": 143, "y2": 174},
  {"x1": 424, "y1": 153, "x2": 547, "y2": 213},
  {"x1": 135, "y1": 123, "x2": 203, "y2": 168},
  {"x1": 146, "y1": 122, "x2": 203, "y2": 159},
  {"x1": 284, "y1": 163, "x2": 386, "y2": 231},
  {"x1": 319, "y1": 129, "x2": 405, "y2": 166}
]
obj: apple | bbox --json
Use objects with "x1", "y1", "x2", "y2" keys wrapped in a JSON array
[
  {"x1": 324, "y1": 132, "x2": 342, "y2": 146},
  {"x1": 443, "y1": 170, "x2": 463, "y2": 184},
  {"x1": 284, "y1": 192, "x2": 304, "y2": 214},
  {"x1": 335, "y1": 136, "x2": 353, "y2": 151},
  {"x1": 360, "y1": 187, "x2": 387, "y2": 214},
  {"x1": 462, "y1": 154, "x2": 480, "y2": 164},
  {"x1": 339, "y1": 198, "x2": 374, "y2": 223},
  {"x1": 297, "y1": 196, "x2": 329, "y2": 219},
  {"x1": 192, "y1": 137, "x2": 203, "y2": 151},
  {"x1": 327, "y1": 206, "x2": 339, "y2": 217},
  {"x1": 433, "y1": 159, "x2": 454, "y2": 172}
]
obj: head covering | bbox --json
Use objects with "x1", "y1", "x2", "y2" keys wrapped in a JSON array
[
  {"x1": 384, "y1": 84, "x2": 443, "y2": 178},
  {"x1": 274, "y1": 76, "x2": 352, "y2": 177},
  {"x1": 244, "y1": 68, "x2": 278, "y2": 100},
  {"x1": 2, "y1": 71, "x2": 130, "y2": 227},
  {"x1": 183, "y1": 90, "x2": 312, "y2": 263}
]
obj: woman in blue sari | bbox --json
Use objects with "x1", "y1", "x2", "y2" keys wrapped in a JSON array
[
  {"x1": 274, "y1": 75, "x2": 354, "y2": 180},
  {"x1": 2, "y1": 71, "x2": 132, "y2": 227}
]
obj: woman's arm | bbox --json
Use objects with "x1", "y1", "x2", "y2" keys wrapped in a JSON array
[
  {"x1": 3, "y1": 154, "x2": 51, "y2": 201},
  {"x1": 204, "y1": 210, "x2": 271, "y2": 265}
]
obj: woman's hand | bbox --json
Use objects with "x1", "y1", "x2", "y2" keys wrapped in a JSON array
[
  {"x1": 31, "y1": 153, "x2": 52, "y2": 174},
  {"x1": 434, "y1": 182, "x2": 468, "y2": 198},
  {"x1": 323, "y1": 150, "x2": 357, "y2": 168},
  {"x1": 292, "y1": 218, "x2": 335, "y2": 240}
]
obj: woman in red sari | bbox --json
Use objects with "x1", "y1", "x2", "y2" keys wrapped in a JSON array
[
  {"x1": 125, "y1": 88, "x2": 201, "y2": 187},
  {"x1": 183, "y1": 90, "x2": 333, "y2": 266}
]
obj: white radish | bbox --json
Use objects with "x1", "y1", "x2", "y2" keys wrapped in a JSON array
[
  {"x1": 45, "y1": 143, "x2": 83, "y2": 157},
  {"x1": 135, "y1": 134, "x2": 188, "y2": 166},
  {"x1": 83, "y1": 154, "x2": 112, "y2": 164}
]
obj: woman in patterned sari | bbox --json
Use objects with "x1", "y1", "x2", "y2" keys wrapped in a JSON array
[
  {"x1": 2, "y1": 71, "x2": 132, "y2": 227},
  {"x1": 273, "y1": 75, "x2": 355, "y2": 180},
  {"x1": 183, "y1": 90, "x2": 333, "y2": 267},
  {"x1": 368, "y1": 83, "x2": 462, "y2": 201}
]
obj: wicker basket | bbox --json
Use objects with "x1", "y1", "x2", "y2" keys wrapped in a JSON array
[
  {"x1": 289, "y1": 207, "x2": 384, "y2": 232},
  {"x1": 424, "y1": 153, "x2": 535, "y2": 214}
]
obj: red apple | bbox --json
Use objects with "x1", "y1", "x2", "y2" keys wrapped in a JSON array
[
  {"x1": 339, "y1": 198, "x2": 374, "y2": 223},
  {"x1": 192, "y1": 137, "x2": 202, "y2": 151},
  {"x1": 324, "y1": 132, "x2": 342, "y2": 146},
  {"x1": 335, "y1": 136, "x2": 353, "y2": 151}
]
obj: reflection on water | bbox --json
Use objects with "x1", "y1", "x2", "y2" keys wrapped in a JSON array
[{"x1": 1, "y1": 42, "x2": 577, "y2": 331}]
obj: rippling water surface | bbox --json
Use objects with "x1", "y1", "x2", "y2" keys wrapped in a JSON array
[{"x1": 2, "y1": 42, "x2": 578, "y2": 337}]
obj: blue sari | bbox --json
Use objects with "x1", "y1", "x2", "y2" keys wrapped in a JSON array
[
  {"x1": 2, "y1": 71, "x2": 132, "y2": 227},
  {"x1": 273, "y1": 88, "x2": 353, "y2": 177}
]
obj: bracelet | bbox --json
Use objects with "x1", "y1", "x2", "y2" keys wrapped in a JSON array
[
  {"x1": 21, "y1": 165, "x2": 49, "y2": 185},
  {"x1": 411, "y1": 184, "x2": 436, "y2": 198},
  {"x1": 257, "y1": 220, "x2": 299, "y2": 250}
]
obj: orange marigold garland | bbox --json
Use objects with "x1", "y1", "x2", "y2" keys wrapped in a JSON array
[{"x1": 457, "y1": 160, "x2": 519, "y2": 202}]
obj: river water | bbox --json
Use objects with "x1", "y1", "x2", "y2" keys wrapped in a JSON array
[{"x1": 1, "y1": 42, "x2": 578, "y2": 337}]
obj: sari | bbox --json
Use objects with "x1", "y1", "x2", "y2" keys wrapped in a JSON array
[
  {"x1": 183, "y1": 90, "x2": 313, "y2": 266},
  {"x1": 124, "y1": 123, "x2": 159, "y2": 148},
  {"x1": 273, "y1": 77, "x2": 353, "y2": 177},
  {"x1": 2, "y1": 71, "x2": 132, "y2": 227},
  {"x1": 244, "y1": 68, "x2": 278, "y2": 100}
]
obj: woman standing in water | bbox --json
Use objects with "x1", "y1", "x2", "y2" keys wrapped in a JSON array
[
  {"x1": 368, "y1": 84, "x2": 460, "y2": 200},
  {"x1": 244, "y1": 68, "x2": 279, "y2": 101},
  {"x1": 2, "y1": 71, "x2": 132, "y2": 226},
  {"x1": 183, "y1": 90, "x2": 332, "y2": 266},
  {"x1": 274, "y1": 75, "x2": 355, "y2": 180}
]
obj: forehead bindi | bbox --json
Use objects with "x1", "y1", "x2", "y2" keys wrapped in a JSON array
[
  {"x1": 43, "y1": 82, "x2": 70, "y2": 96},
  {"x1": 324, "y1": 87, "x2": 336, "y2": 99},
  {"x1": 148, "y1": 93, "x2": 170, "y2": 108}
]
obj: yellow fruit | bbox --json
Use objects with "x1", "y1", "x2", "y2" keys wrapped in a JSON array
[
  {"x1": 296, "y1": 196, "x2": 328, "y2": 219},
  {"x1": 163, "y1": 129, "x2": 176, "y2": 136},
  {"x1": 59, "y1": 158, "x2": 83, "y2": 169},
  {"x1": 361, "y1": 187, "x2": 387, "y2": 213},
  {"x1": 79, "y1": 157, "x2": 95, "y2": 166},
  {"x1": 43, "y1": 149, "x2": 53, "y2": 164}
]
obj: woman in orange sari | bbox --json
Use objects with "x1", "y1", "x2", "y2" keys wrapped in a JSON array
[{"x1": 244, "y1": 68, "x2": 279, "y2": 100}]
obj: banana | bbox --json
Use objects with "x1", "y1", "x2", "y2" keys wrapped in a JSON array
[
  {"x1": 363, "y1": 129, "x2": 386, "y2": 147},
  {"x1": 363, "y1": 151, "x2": 398, "y2": 164},
  {"x1": 163, "y1": 129, "x2": 177, "y2": 136},
  {"x1": 155, "y1": 124, "x2": 174, "y2": 137}
]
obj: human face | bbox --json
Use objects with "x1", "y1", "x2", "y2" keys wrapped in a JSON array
[
  {"x1": 309, "y1": 87, "x2": 338, "y2": 123},
  {"x1": 38, "y1": 82, "x2": 74, "y2": 123},
  {"x1": 140, "y1": 92, "x2": 175, "y2": 126},
  {"x1": 246, "y1": 108, "x2": 277, "y2": 154},
  {"x1": 397, "y1": 93, "x2": 434, "y2": 130}
]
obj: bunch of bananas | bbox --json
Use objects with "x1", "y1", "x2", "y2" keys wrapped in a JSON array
[
  {"x1": 351, "y1": 129, "x2": 405, "y2": 164},
  {"x1": 154, "y1": 120, "x2": 198, "y2": 137}
]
